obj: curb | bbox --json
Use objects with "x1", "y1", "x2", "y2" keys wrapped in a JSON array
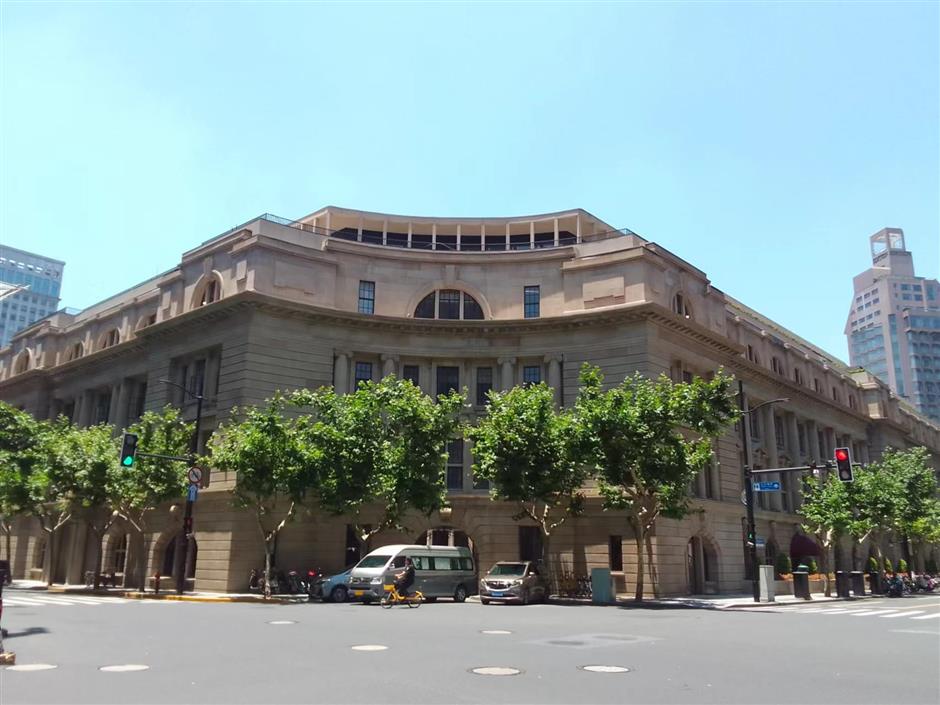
[{"x1": 46, "y1": 586, "x2": 303, "y2": 604}]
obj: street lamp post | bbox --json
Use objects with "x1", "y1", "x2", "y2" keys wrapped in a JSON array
[
  {"x1": 737, "y1": 380, "x2": 789, "y2": 603},
  {"x1": 159, "y1": 378, "x2": 203, "y2": 595}
]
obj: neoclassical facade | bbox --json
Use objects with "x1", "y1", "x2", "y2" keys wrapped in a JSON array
[{"x1": 1, "y1": 206, "x2": 938, "y2": 595}]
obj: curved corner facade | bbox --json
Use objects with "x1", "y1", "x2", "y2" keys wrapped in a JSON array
[{"x1": 1, "y1": 206, "x2": 938, "y2": 595}]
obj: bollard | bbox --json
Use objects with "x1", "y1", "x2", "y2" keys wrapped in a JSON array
[
  {"x1": 867, "y1": 571, "x2": 882, "y2": 595},
  {"x1": 834, "y1": 571, "x2": 851, "y2": 598},
  {"x1": 792, "y1": 570, "x2": 811, "y2": 600},
  {"x1": 850, "y1": 571, "x2": 866, "y2": 597},
  {"x1": 153, "y1": 572, "x2": 161, "y2": 595}
]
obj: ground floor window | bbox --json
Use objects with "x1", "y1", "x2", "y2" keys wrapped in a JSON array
[
  {"x1": 609, "y1": 535, "x2": 623, "y2": 571},
  {"x1": 519, "y1": 526, "x2": 542, "y2": 562}
]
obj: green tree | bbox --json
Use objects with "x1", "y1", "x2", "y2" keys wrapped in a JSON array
[
  {"x1": 800, "y1": 472, "x2": 853, "y2": 596},
  {"x1": 575, "y1": 365, "x2": 738, "y2": 601},
  {"x1": 467, "y1": 382, "x2": 586, "y2": 588},
  {"x1": 112, "y1": 407, "x2": 192, "y2": 591},
  {"x1": 209, "y1": 394, "x2": 313, "y2": 595},
  {"x1": 888, "y1": 447, "x2": 940, "y2": 570},
  {"x1": 290, "y1": 376, "x2": 464, "y2": 552},
  {"x1": 70, "y1": 424, "x2": 122, "y2": 589},
  {"x1": 0, "y1": 402, "x2": 41, "y2": 566},
  {"x1": 849, "y1": 460, "x2": 904, "y2": 578}
]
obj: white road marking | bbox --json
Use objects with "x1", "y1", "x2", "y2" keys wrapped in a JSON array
[
  {"x1": 581, "y1": 665, "x2": 630, "y2": 673},
  {"x1": 817, "y1": 609, "x2": 852, "y2": 614},
  {"x1": 910, "y1": 613, "x2": 940, "y2": 621},
  {"x1": 2, "y1": 598, "x2": 47, "y2": 606},
  {"x1": 849, "y1": 610, "x2": 891, "y2": 616},
  {"x1": 471, "y1": 667, "x2": 522, "y2": 676},
  {"x1": 99, "y1": 664, "x2": 149, "y2": 672},
  {"x1": 880, "y1": 611, "x2": 925, "y2": 618},
  {"x1": 4, "y1": 664, "x2": 58, "y2": 671},
  {"x1": 351, "y1": 645, "x2": 388, "y2": 651}
]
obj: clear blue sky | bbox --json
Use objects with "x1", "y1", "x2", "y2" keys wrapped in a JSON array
[{"x1": 2, "y1": 2, "x2": 937, "y2": 361}]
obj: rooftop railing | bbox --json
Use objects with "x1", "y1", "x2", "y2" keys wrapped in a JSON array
[{"x1": 256, "y1": 213, "x2": 638, "y2": 253}]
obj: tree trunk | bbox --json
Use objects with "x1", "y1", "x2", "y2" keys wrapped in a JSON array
[
  {"x1": 820, "y1": 545, "x2": 831, "y2": 597},
  {"x1": 540, "y1": 530, "x2": 553, "y2": 595},
  {"x1": 45, "y1": 529, "x2": 55, "y2": 587},
  {"x1": 631, "y1": 517, "x2": 645, "y2": 602},
  {"x1": 644, "y1": 532, "x2": 659, "y2": 598},
  {"x1": 91, "y1": 528, "x2": 104, "y2": 590},
  {"x1": 263, "y1": 538, "x2": 274, "y2": 599}
]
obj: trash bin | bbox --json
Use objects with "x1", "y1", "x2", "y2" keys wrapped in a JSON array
[
  {"x1": 792, "y1": 570, "x2": 811, "y2": 600},
  {"x1": 867, "y1": 571, "x2": 882, "y2": 595},
  {"x1": 850, "y1": 571, "x2": 865, "y2": 597},
  {"x1": 834, "y1": 571, "x2": 851, "y2": 598},
  {"x1": 591, "y1": 568, "x2": 614, "y2": 604}
]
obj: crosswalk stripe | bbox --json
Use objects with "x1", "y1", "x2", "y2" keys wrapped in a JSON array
[
  {"x1": 849, "y1": 610, "x2": 889, "y2": 616},
  {"x1": 32, "y1": 596, "x2": 96, "y2": 605},
  {"x1": 2, "y1": 598, "x2": 47, "y2": 605},
  {"x1": 910, "y1": 613, "x2": 940, "y2": 621},
  {"x1": 817, "y1": 609, "x2": 852, "y2": 614},
  {"x1": 880, "y1": 611, "x2": 924, "y2": 618}
]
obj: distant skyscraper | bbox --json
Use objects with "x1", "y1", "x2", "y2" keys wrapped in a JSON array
[
  {"x1": 0, "y1": 246, "x2": 65, "y2": 348},
  {"x1": 846, "y1": 228, "x2": 940, "y2": 421}
]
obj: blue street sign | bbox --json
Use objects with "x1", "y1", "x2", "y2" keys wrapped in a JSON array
[
  {"x1": 753, "y1": 481, "x2": 781, "y2": 492},
  {"x1": 755, "y1": 538, "x2": 766, "y2": 548},
  {"x1": 187, "y1": 484, "x2": 198, "y2": 502}
]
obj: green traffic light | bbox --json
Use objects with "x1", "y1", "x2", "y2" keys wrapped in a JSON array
[{"x1": 122, "y1": 456, "x2": 134, "y2": 466}]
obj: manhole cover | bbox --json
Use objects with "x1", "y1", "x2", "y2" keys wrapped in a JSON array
[
  {"x1": 481, "y1": 630, "x2": 513, "y2": 635},
  {"x1": 470, "y1": 666, "x2": 523, "y2": 676},
  {"x1": 549, "y1": 640, "x2": 586, "y2": 646},
  {"x1": 5, "y1": 664, "x2": 57, "y2": 672},
  {"x1": 581, "y1": 665, "x2": 630, "y2": 673},
  {"x1": 351, "y1": 644, "x2": 388, "y2": 651},
  {"x1": 268, "y1": 620, "x2": 296, "y2": 625},
  {"x1": 99, "y1": 664, "x2": 150, "y2": 672}
]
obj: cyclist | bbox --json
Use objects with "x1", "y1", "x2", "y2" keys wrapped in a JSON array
[{"x1": 394, "y1": 557, "x2": 416, "y2": 598}]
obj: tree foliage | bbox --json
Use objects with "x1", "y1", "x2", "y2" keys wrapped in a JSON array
[
  {"x1": 468, "y1": 381, "x2": 586, "y2": 580},
  {"x1": 800, "y1": 472, "x2": 853, "y2": 595},
  {"x1": 575, "y1": 365, "x2": 739, "y2": 601},
  {"x1": 290, "y1": 376, "x2": 465, "y2": 546}
]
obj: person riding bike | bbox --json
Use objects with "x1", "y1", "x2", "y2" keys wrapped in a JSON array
[{"x1": 393, "y1": 557, "x2": 416, "y2": 598}]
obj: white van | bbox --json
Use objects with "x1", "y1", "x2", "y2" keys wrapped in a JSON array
[{"x1": 347, "y1": 544, "x2": 476, "y2": 603}]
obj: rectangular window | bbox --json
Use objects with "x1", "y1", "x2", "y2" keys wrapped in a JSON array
[
  {"x1": 749, "y1": 412, "x2": 761, "y2": 439},
  {"x1": 438, "y1": 290, "x2": 461, "y2": 319},
  {"x1": 403, "y1": 365, "x2": 420, "y2": 386},
  {"x1": 797, "y1": 424, "x2": 806, "y2": 455},
  {"x1": 518, "y1": 526, "x2": 542, "y2": 563},
  {"x1": 357, "y1": 281, "x2": 375, "y2": 315},
  {"x1": 354, "y1": 362, "x2": 372, "y2": 388},
  {"x1": 476, "y1": 367, "x2": 493, "y2": 405},
  {"x1": 190, "y1": 359, "x2": 206, "y2": 397},
  {"x1": 524, "y1": 285, "x2": 540, "y2": 318},
  {"x1": 446, "y1": 439, "x2": 464, "y2": 491},
  {"x1": 523, "y1": 365, "x2": 542, "y2": 386},
  {"x1": 436, "y1": 366, "x2": 459, "y2": 398},
  {"x1": 774, "y1": 420, "x2": 785, "y2": 449},
  {"x1": 609, "y1": 535, "x2": 624, "y2": 572}
]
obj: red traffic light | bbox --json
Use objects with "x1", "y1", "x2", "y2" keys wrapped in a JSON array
[{"x1": 835, "y1": 448, "x2": 849, "y2": 462}]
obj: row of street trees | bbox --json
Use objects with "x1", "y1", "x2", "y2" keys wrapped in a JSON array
[
  {"x1": 206, "y1": 365, "x2": 738, "y2": 600},
  {"x1": 801, "y1": 446, "x2": 940, "y2": 595},
  {"x1": 0, "y1": 403, "x2": 190, "y2": 588},
  {"x1": 2, "y1": 363, "x2": 933, "y2": 602}
]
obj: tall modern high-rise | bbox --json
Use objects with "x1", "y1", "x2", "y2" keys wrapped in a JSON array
[
  {"x1": 0, "y1": 246, "x2": 65, "y2": 348},
  {"x1": 846, "y1": 228, "x2": 940, "y2": 421}
]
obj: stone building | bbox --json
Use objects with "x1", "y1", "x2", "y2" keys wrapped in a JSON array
[{"x1": 1, "y1": 206, "x2": 938, "y2": 596}]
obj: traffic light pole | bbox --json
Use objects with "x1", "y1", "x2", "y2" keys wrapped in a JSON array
[{"x1": 738, "y1": 381, "x2": 761, "y2": 603}]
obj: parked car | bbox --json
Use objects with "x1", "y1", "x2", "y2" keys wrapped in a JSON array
[
  {"x1": 479, "y1": 561, "x2": 548, "y2": 605},
  {"x1": 347, "y1": 544, "x2": 476, "y2": 603},
  {"x1": 310, "y1": 567, "x2": 353, "y2": 603}
]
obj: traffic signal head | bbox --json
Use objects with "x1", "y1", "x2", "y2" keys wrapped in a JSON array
[
  {"x1": 834, "y1": 447, "x2": 853, "y2": 482},
  {"x1": 120, "y1": 433, "x2": 139, "y2": 467}
]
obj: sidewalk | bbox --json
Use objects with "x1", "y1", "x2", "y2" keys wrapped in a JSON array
[{"x1": 8, "y1": 580, "x2": 306, "y2": 604}]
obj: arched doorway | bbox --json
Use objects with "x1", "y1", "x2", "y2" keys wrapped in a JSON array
[
  {"x1": 414, "y1": 527, "x2": 479, "y2": 575},
  {"x1": 159, "y1": 533, "x2": 197, "y2": 580},
  {"x1": 687, "y1": 536, "x2": 719, "y2": 595}
]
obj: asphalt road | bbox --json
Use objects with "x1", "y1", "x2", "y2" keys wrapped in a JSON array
[{"x1": 1, "y1": 589, "x2": 938, "y2": 705}]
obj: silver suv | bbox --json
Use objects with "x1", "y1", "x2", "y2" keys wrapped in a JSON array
[{"x1": 479, "y1": 561, "x2": 548, "y2": 605}]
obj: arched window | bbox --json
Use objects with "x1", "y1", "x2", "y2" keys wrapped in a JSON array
[
  {"x1": 672, "y1": 292, "x2": 692, "y2": 319},
  {"x1": 200, "y1": 278, "x2": 220, "y2": 306},
  {"x1": 413, "y1": 290, "x2": 485, "y2": 320},
  {"x1": 13, "y1": 349, "x2": 31, "y2": 374},
  {"x1": 65, "y1": 341, "x2": 84, "y2": 362},
  {"x1": 135, "y1": 313, "x2": 157, "y2": 331},
  {"x1": 100, "y1": 328, "x2": 120, "y2": 350},
  {"x1": 771, "y1": 356, "x2": 785, "y2": 375}
]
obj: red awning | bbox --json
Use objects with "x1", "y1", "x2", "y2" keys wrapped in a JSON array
[{"x1": 790, "y1": 533, "x2": 820, "y2": 557}]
